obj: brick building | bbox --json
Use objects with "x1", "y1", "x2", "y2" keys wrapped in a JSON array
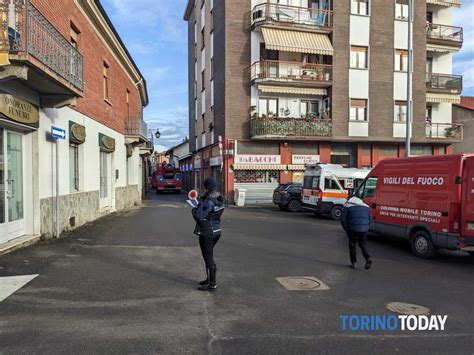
[
  {"x1": 453, "y1": 96, "x2": 474, "y2": 153},
  {"x1": 184, "y1": 0, "x2": 464, "y2": 203},
  {"x1": 0, "y1": 0, "x2": 150, "y2": 248}
]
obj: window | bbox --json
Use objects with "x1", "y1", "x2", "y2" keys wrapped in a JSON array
[
  {"x1": 394, "y1": 101, "x2": 407, "y2": 122},
  {"x1": 350, "y1": 46, "x2": 368, "y2": 69},
  {"x1": 126, "y1": 89, "x2": 130, "y2": 118},
  {"x1": 379, "y1": 145, "x2": 399, "y2": 156},
  {"x1": 103, "y1": 62, "x2": 110, "y2": 101},
  {"x1": 200, "y1": 1, "x2": 206, "y2": 30},
  {"x1": 426, "y1": 106, "x2": 432, "y2": 124},
  {"x1": 350, "y1": 99, "x2": 368, "y2": 121},
  {"x1": 194, "y1": 22, "x2": 197, "y2": 44},
  {"x1": 395, "y1": 0, "x2": 409, "y2": 20},
  {"x1": 210, "y1": 80, "x2": 214, "y2": 107},
  {"x1": 201, "y1": 132, "x2": 206, "y2": 148},
  {"x1": 351, "y1": 0, "x2": 369, "y2": 15},
  {"x1": 201, "y1": 29, "x2": 205, "y2": 50},
  {"x1": 201, "y1": 70, "x2": 206, "y2": 90},
  {"x1": 356, "y1": 177, "x2": 378, "y2": 199},
  {"x1": 69, "y1": 144, "x2": 79, "y2": 192},
  {"x1": 70, "y1": 23, "x2": 80, "y2": 49},
  {"x1": 201, "y1": 90, "x2": 206, "y2": 114},
  {"x1": 210, "y1": 57, "x2": 213, "y2": 79},
  {"x1": 426, "y1": 11, "x2": 433, "y2": 23},
  {"x1": 325, "y1": 177, "x2": 342, "y2": 190},
  {"x1": 395, "y1": 49, "x2": 408, "y2": 72},
  {"x1": 412, "y1": 146, "x2": 433, "y2": 156},
  {"x1": 258, "y1": 98, "x2": 278, "y2": 117},
  {"x1": 300, "y1": 100, "x2": 319, "y2": 118}
]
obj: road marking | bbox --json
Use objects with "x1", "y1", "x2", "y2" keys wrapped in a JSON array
[{"x1": 0, "y1": 274, "x2": 39, "y2": 302}]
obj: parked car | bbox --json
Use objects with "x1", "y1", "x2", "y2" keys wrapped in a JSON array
[
  {"x1": 273, "y1": 184, "x2": 303, "y2": 212},
  {"x1": 354, "y1": 153, "x2": 474, "y2": 258}
]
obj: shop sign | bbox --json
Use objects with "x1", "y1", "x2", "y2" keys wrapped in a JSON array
[
  {"x1": 69, "y1": 121, "x2": 86, "y2": 144},
  {"x1": 0, "y1": 94, "x2": 39, "y2": 128},
  {"x1": 210, "y1": 156, "x2": 223, "y2": 166},
  {"x1": 194, "y1": 159, "x2": 201, "y2": 169},
  {"x1": 99, "y1": 133, "x2": 115, "y2": 152},
  {"x1": 292, "y1": 155, "x2": 320, "y2": 165},
  {"x1": 235, "y1": 155, "x2": 281, "y2": 165}
]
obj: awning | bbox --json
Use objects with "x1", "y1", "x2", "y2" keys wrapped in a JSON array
[
  {"x1": 262, "y1": 27, "x2": 333, "y2": 56},
  {"x1": 258, "y1": 85, "x2": 327, "y2": 96},
  {"x1": 427, "y1": 0, "x2": 460, "y2": 7},
  {"x1": 233, "y1": 164, "x2": 287, "y2": 171},
  {"x1": 426, "y1": 93, "x2": 461, "y2": 104},
  {"x1": 287, "y1": 164, "x2": 306, "y2": 171},
  {"x1": 427, "y1": 44, "x2": 459, "y2": 53}
]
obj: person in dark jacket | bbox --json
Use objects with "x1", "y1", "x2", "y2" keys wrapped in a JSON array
[
  {"x1": 340, "y1": 197, "x2": 372, "y2": 270},
  {"x1": 192, "y1": 177, "x2": 225, "y2": 291}
]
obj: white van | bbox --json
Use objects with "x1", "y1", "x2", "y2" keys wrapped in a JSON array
[{"x1": 302, "y1": 164, "x2": 369, "y2": 219}]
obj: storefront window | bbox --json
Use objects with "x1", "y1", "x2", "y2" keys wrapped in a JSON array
[{"x1": 234, "y1": 171, "x2": 279, "y2": 184}]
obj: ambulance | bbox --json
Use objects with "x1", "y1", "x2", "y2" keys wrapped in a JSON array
[
  {"x1": 302, "y1": 164, "x2": 370, "y2": 219},
  {"x1": 353, "y1": 153, "x2": 474, "y2": 258}
]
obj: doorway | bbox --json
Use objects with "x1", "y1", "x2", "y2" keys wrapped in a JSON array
[
  {"x1": 99, "y1": 151, "x2": 112, "y2": 209},
  {"x1": 0, "y1": 128, "x2": 26, "y2": 243}
]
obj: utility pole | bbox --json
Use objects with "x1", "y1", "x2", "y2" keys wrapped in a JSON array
[{"x1": 405, "y1": 0, "x2": 414, "y2": 157}]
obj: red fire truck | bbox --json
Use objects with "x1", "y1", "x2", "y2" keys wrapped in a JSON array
[
  {"x1": 151, "y1": 163, "x2": 182, "y2": 194},
  {"x1": 353, "y1": 153, "x2": 474, "y2": 258}
]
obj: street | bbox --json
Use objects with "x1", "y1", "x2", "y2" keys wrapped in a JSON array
[{"x1": 0, "y1": 193, "x2": 473, "y2": 354}]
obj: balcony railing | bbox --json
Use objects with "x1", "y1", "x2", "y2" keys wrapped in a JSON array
[
  {"x1": 426, "y1": 23, "x2": 463, "y2": 48},
  {"x1": 125, "y1": 118, "x2": 149, "y2": 140},
  {"x1": 251, "y1": 3, "x2": 333, "y2": 28},
  {"x1": 251, "y1": 60, "x2": 332, "y2": 84},
  {"x1": 426, "y1": 73, "x2": 462, "y2": 94},
  {"x1": 425, "y1": 123, "x2": 463, "y2": 140},
  {"x1": 1, "y1": 2, "x2": 84, "y2": 90},
  {"x1": 251, "y1": 115, "x2": 332, "y2": 139}
]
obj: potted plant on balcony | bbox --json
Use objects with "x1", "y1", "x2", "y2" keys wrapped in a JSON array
[{"x1": 317, "y1": 68, "x2": 324, "y2": 81}]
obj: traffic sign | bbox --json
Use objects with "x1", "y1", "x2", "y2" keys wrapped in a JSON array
[{"x1": 51, "y1": 126, "x2": 66, "y2": 140}]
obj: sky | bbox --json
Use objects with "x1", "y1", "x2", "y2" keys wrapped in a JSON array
[{"x1": 101, "y1": 0, "x2": 474, "y2": 152}]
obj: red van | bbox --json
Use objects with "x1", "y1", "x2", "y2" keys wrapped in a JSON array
[{"x1": 354, "y1": 154, "x2": 474, "y2": 258}]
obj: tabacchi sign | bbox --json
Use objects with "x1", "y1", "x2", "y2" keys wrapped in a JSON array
[{"x1": 235, "y1": 155, "x2": 281, "y2": 164}]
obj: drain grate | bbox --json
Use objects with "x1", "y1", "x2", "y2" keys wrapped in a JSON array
[
  {"x1": 276, "y1": 277, "x2": 330, "y2": 291},
  {"x1": 386, "y1": 302, "x2": 431, "y2": 315}
]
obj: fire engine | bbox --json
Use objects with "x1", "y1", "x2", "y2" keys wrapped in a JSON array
[
  {"x1": 151, "y1": 163, "x2": 182, "y2": 194},
  {"x1": 354, "y1": 153, "x2": 474, "y2": 258}
]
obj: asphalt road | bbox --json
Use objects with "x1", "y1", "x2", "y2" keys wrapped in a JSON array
[{"x1": 0, "y1": 193, "x2": 473, "y2": 354}]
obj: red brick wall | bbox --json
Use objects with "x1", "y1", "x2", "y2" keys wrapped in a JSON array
[{"x1": 31, "y1": 0, "x2": 143, "y2": 133}]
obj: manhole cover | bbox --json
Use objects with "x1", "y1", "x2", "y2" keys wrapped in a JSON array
[
  {"x1": 386, "y1": 302, "x2": 431, "y2": 315},
  {"x1": 276, "y1": 277, "x2": 330, "y2": 291}
]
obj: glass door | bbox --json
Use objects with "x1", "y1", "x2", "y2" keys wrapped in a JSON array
[
  {"x1": 100, "y1": 151, "x2": 112, "y2": 208},
  {"x1": 0, "y1": 130, "x2": 25, "y2": 243}
]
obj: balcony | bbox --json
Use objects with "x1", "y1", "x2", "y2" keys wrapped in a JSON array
[
  {"x1": 251, "y1": 3, "x2": 333, "y2": 32},
  {"x1": 250, "y1": 115, "x2": 332, "y2": 140},
  {"x1": 426, "y1": 23, "x2": 463, "y2": 50},
  {"x1": 426, "y1": 123, "x2": 463, "y2": 141},
  {"x1": 125, "y1": 118, "x2": 149, "y2": 143},
  {"x1": 426, "y1": 73, "x2": 462, "y2": 94},
  {"x1": 251, "y1": 61, "x2": 332, "y2": 88},
  {"x1": 0, "y1": 2, "x2": 83, "y2": 104}
]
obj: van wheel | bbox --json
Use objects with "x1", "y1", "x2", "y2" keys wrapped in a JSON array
[
  {"x1": 330, "y1": 206, "x2": 343, "y2": 220},
  {"x1": 287, "y1": 199, "x2": 302, "y2": 212},
  {"x1": 410, "y1": 230, "x2": 438, "y2": 258}
]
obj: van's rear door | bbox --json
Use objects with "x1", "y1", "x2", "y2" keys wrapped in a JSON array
[{"x1": 461, "y1": 156, "x2": 474, "y2": 247}]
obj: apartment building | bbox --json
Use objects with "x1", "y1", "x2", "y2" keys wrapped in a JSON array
[
  {"x1": 184, "y1": 0, "x2": 463, "y2": 203},
  {"x1": 0, "y1": 0, "x2": 150, "y2": 248}
]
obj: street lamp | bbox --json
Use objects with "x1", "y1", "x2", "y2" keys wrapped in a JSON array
[{"x1": 155, "y1": 129, "x2": 161, "y2": 140}]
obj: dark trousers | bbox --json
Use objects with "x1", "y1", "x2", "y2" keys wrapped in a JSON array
[
  {"x1": 199, "y1": 235, "x2": 220, "y2": 269},
  {"x1": 348, "y1": 232, "x2": 371, "y2": 263}
]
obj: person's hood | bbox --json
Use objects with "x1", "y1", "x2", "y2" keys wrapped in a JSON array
[
  {"x1": 345, "y1": 197, "x2": 369, "y2": 208},
  {"x1": 208, "y1": 191, "x2": 225, "y2": 207}
]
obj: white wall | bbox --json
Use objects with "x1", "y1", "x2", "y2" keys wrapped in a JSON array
[
  {"x1": 349, "y1": 121, "x2": 369, "y2": 137},
  {"x1": 393, "y1": 122, "x2": 412, "y2": 138},
  {"x1": 38, "y1": 107, "x2": 135, "y2": 200},
  {"x1": 427, "y1": 5, "x2": 452, "y2": 24},
  {"x1": 394, "y1": 20, "x2": 408, "y2": 50},
  {"x1": 394, "y1": 72, "x2": 407, "y2": 100},
  {"x1": 251, "y1": 31, "x2": 263, "y2": 63},
  {"x1": 431, "y1": 103, "x2": 452, "y2": 124},
  {"x1": 431, "y1": 52, "x2": 452, "y2": 73},
  {"x1": 349, "y1": 69, "x2": 369, "y2": 98},
  {"x1": 350, "y1": 15, "x2": 370, "y2": 46}
]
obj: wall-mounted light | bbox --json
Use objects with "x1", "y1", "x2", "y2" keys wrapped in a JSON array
[{"x1": 155, "y1": 129, "x2": 161, "y2": 139}]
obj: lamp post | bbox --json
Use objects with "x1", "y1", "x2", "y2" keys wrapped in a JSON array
[{"x1": 405, "y1": 0, "x2": 414, "y2": 157}]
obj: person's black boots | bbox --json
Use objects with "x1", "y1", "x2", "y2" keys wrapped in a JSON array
[
  {"x1": 197, "y1": 267, "x2": 217, "y2": 291},
  {"x1": 198, "y1": 269, "x2": 209, "y2": 286}
]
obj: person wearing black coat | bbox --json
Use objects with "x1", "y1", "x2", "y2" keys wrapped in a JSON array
[
  {"x1": 191, "y1": 177, "x2": 225, "y2": 291},
  {"x1": 340, "y1": 197, "x2": 372, "y2": 270}
]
